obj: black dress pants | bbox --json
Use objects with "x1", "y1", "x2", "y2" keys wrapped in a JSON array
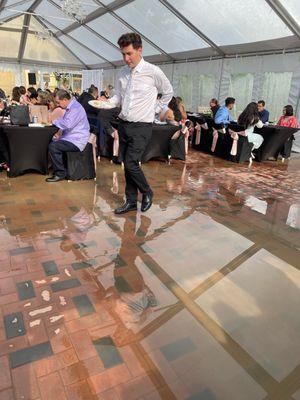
[
  {"x1": 119, "y1": 121, "x2": 152, "y2": 203},
  {"x1": 49, "y1": 139, "x2": 80, "y2": 178}
]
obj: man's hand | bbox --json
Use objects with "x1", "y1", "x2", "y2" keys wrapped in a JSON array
[{"x1": 53, "y1": 129, "x2": 62, "y2": 140}]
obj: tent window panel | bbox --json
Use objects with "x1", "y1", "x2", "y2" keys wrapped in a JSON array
[
  {"x1": 198, "y1": 75, "x2": 216, "y2": 108},
  {"x1": 229, "y1": 73, "x2": 254, "y2": 119},
  {"x1": 262, "y1": 72, "x2": 292, "y2": 122},
  {"x1": 178, "y1": 75, "x2": 193, "y2": 112}
]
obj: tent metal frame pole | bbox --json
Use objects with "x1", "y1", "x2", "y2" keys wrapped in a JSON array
[
  {"x1": 158, "y1": 0, "x2": 224, "y2": 57},
  {"x1": 265, "y1": 0, "x2": 300, "y2": 39},
  {"x1": 35, "y1": 15, "x2": 89, "y2": 68},
  {"x1": 95, "y1": 0, "x2": 174, "y2": 61}
]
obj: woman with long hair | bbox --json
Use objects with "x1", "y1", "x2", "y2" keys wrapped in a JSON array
[
  {"x1": 11, "y1": 87, "x2": 21, "y2": 105},
  {"x1": 277, "y1": 105, "x2": 299, "y2": 159},
  {"x1": 238, "y1": 102, "x2": 264, "y2": 154}
]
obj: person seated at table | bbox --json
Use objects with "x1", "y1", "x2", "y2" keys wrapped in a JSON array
[
  {"x1": 46, "y1": 89, "x2": 90, "y2": 182},
  {"x1": 10, "y1": 87, "x2": 21, "y2": 106},
  {"x1": 277, "y1": 105, "x2": 299, "y2": 128},
  {"x1": 209, "y1": 98, "x2": 220, "y2": 118},
  {"x1": 237, "y1": 102, "x2": 264, "y2": 156},
  {"x1": 277, "y1": 105, "x2": 299, "y2": 159},
  {"x1": 214, "y1": 97, "x2": 235, "y2": 126},
  {"x1": 176, "y1": 96, "x2": 187, "y2": 120},
  {"x1": 47, "y1": 95, "x2": 65, "y2": 124},
  {"x1": 160, "y1": 96, "x2": 183, "y2": 124},
  {"x1": 19, "y1": 86, "x2": 30, "y2": 105},
  {"x1": 29, "y1": 92, "x2": 38, "y2": 105},
  {"x1": 257, "y1": 100, "x2": 269, "y2": 124},
  {"x1": 37, "y1": 90, "x2": 51, "y2": 106},
  {"x1": 80, "y1": 85, "x2": 99, "y2": 118}
]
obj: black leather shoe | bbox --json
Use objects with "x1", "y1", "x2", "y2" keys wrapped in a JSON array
[
  {"x1": 114, "y1": 201, "x2": 137, "y2": 214},
  {"x1": 45, "y1": 175, "x2": 65, "y2": 182},
  {"x1": 141, "y1": 190, "x2": 153, "y2": 212}
]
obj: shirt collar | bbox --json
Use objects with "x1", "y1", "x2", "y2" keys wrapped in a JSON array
[{"x1": 132, "y1": 57, "x2": 145, "y2": 74}]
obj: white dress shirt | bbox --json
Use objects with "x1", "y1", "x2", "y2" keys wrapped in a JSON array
[{"x1": 109, "y1": 58, "x2": 173, "y2": 123}]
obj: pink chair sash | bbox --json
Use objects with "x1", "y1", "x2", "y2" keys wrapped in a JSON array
[
  {"x1": 195, "y1": 122, "x2": 209, "y2": 145},
  {"x1": 228, "y1": 128, "x2": 246, "y2": 156}
]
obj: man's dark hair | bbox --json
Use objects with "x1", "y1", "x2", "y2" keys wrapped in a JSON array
[
  {"x1": 56, "y1": 89, "x2": 71, "y2": 100},
  {"x1": 117, "y1": 32, "x2": 142, "y2": 49},
  {"x1": 225, "y1": 97, "x2": 235, "y2": 106},
  {"x1": 284, "y1": 104, "x2": 294, "y2": 116},
  {"x1": 258, "y1": 100, "x2": 265, "y2": 107}
]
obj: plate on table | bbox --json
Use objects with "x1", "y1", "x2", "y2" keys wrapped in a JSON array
[
  {"x1": 88, "y1": 100, "x2": 115, "y2": 109},
  {"x1": 28, "y1": 123, "x2": 45, "y2": 127}
]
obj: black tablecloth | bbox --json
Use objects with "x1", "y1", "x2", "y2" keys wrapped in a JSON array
[
  {"x1": 254, "y1": 125, "x2": 299, "y2": 161},
  {"x1": 0, "y1": 125, "x2": 58, "y2": 177},
  {"x1": 142, "y1": 124, "x2": 181, "y2": 163}
]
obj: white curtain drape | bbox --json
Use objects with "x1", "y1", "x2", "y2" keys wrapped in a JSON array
[{"x1": 81, "y1": 69, "x2": 103, "y2": 92}]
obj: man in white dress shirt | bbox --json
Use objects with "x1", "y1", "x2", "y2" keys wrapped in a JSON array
[{"x1": 108, "y1": 33, "x2": 173, "y2": 214}]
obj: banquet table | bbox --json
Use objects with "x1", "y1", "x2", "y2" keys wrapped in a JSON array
[
  {"x1": 254, "y1": 125, "x2": 299, "y2": 161},
  {"x1": 0, "y1": 125, "x2": 58, "y2": 177},
  {"x1": 141, "y1": 124, "x2": 181, "y2": 163}
]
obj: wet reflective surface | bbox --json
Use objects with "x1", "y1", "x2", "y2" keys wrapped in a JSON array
[{"x1": 0, "y1": 151, "x2": 299, "y2": 400}]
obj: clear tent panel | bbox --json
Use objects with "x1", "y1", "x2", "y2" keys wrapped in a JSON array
[
  {"x1": 167, "y1": 0, "x2": 292, "y2": 46},
  {"x1": 60, "y1": 35, "x2": 106, "y2": 65},
  {"x1": 0, "y1": 30, "x2": 22, "y2": 58},
  {"x1": 87, "y1": 14, "x2": 160, "y2": 57},
  {"x1": 0, "y1": 0, "x2": 35, "y2": 22},
  {"x1": 29, "y1": 16, "x2": 48, "y2": 31},
  {"x1": 68, "y1": 26, "x2": 121, "y2": 61},
  {"x1": 279, "y1": 0, "x2": 300, "y2": 26},
  {"x1": 98, "y1": 0, "x2": 114, "y2": 5},
  {"x1": 0, "y1": 15, "x2": 24, "y2": 29},
  {"x1": 23, "y1": 33, "x2": 82, "y2": 64},
  {"x1": 115, "y1": 0, "x2": 208, "y2": 53},
  {"x1": 34, "y1": 1, "x2": 74, "y2": 31}
]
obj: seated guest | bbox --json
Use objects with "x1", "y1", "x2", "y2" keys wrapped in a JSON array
[
  {"x1": 29, "y1": 92, "x2": 38, "y2": 105},
  {"x1": 37, "y1": 91, "x2": 51, "y2": 106},
  {"x1": 80, "y1": 85, "x2": 99, "y2": 118},
  {"x1": 19, "y1": 86, "x2": 30, "y2": 105},
  {"x1": 277, "y1": 105, "x2": 299, "y2": 159},
  {"x1": 176, "y1": 96, "x2": 187, "y2": 120},
  {"x1": 214, "y1": 97, "x2": 235, "y2": 126},
  {"x1": 277, "y1": 105, "x2": 299, "y2": 128},
  {"x1": 48, "y1": 95, "x2": 65, "y2": 124},
  {"x1": 257, "y1": 100, "x2": 269, "y2": 123},
  {"x1": 238, "y1": 102, "x2": 264, "y2": 154},
  {"x1": 10, "y1": 87, "x2": 21, "y2": 105},
  {"x1": 209, "y1": 98, "x2": 220, "y2": 118},
  {"x1": 160, "y1": 96, "x2": 183, "y2": 124},
  {"x1": 46, "y1": 89, "x2": 90, "y2": 182}
]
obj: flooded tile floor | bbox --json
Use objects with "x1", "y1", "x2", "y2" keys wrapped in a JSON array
[{"x1": 0, "y1": 150, "x2": 299, "y2": 400}]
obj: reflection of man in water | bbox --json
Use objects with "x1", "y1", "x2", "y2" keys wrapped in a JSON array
[{"x1": 96, "y1": 213, "x2": 157, "y2": 338}]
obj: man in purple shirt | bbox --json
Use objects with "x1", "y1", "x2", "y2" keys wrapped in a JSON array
[{"x1": 46, "y1": 89, "x2": 90, "y2": 182}]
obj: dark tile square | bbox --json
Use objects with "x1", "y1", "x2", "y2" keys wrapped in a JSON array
[
  {"x1": 71, "y1": 260, "x2": 96, "y2": 270},
  {"x1": 31, "y1": 210, "x2": 42, "y2": 217},
  {"x1": 9, "y1": 341, "x2": 53, "y2": 369},
  {"x1": 10, "y1": 246, "x2": 34, "y2": 256},
  {"x1": 93, "y1": 336, "x2": 123, "y2": 369},
  {"x1": 160, "y1": 337, "x2": 197, "y2": 362},
  {"x1": 51, "y1": 278, "x2": 81, "y2": 292},
  {"x1": 16, "y1": 280, "x2": 36, "y2": 300},
  {"x1": 42, "y1": 261, "x2": 59, "y2": 276},
  {"x1": 4, "y1": 312, "x2": 26, "y2": 339},
  {"x1": 186, "y1": 389, "x2": 218, "y2": 400},
  {"x1": 107, "y1": 223, "x2": 120, "y2": 232},
  {"x1": 73, "y1": 294, "x2": 95, "y2": 317},
  {"x1": 45, "y1": 236, "x2": 67, "y2": 243},
  {"x1": 9, "y1": 228, "x2": 27, "y2": 235},
  {"x1": 26, "y1": 199, "x2": 36, "y2": 205},
  {"x1": 69, "y1": 206, "x2": 79, "y2": 212}
]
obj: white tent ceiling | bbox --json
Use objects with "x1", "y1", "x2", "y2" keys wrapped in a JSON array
[{"x1": 0, "y1": 0, "x2": 300, "y2": 69}]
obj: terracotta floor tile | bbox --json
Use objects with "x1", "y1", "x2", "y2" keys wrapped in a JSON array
[
  {"x1": 38, "y1": 371, "x2": 67, "y2": 400},
  {"x1": 70, "y1": 330, "x2": 98, "y2": 360},
  {"x1": 12, "y1": 363, "x2": 40, "y2": 400},
  {"x1": 65, "y1": 379, "x2": 98, "y2": 400},
  {"x1": 88, "y1": 364, "x2": 131, "y2": 394},
  {"x1": 60, "y1": 361, "x2": 90, "y2": 385},
  {"x1": 0, "y1": 356, "x2": 11, "y2": 391},
  {"x1": 0, "y1": 388, "x2": 15, "y2": 400}
]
